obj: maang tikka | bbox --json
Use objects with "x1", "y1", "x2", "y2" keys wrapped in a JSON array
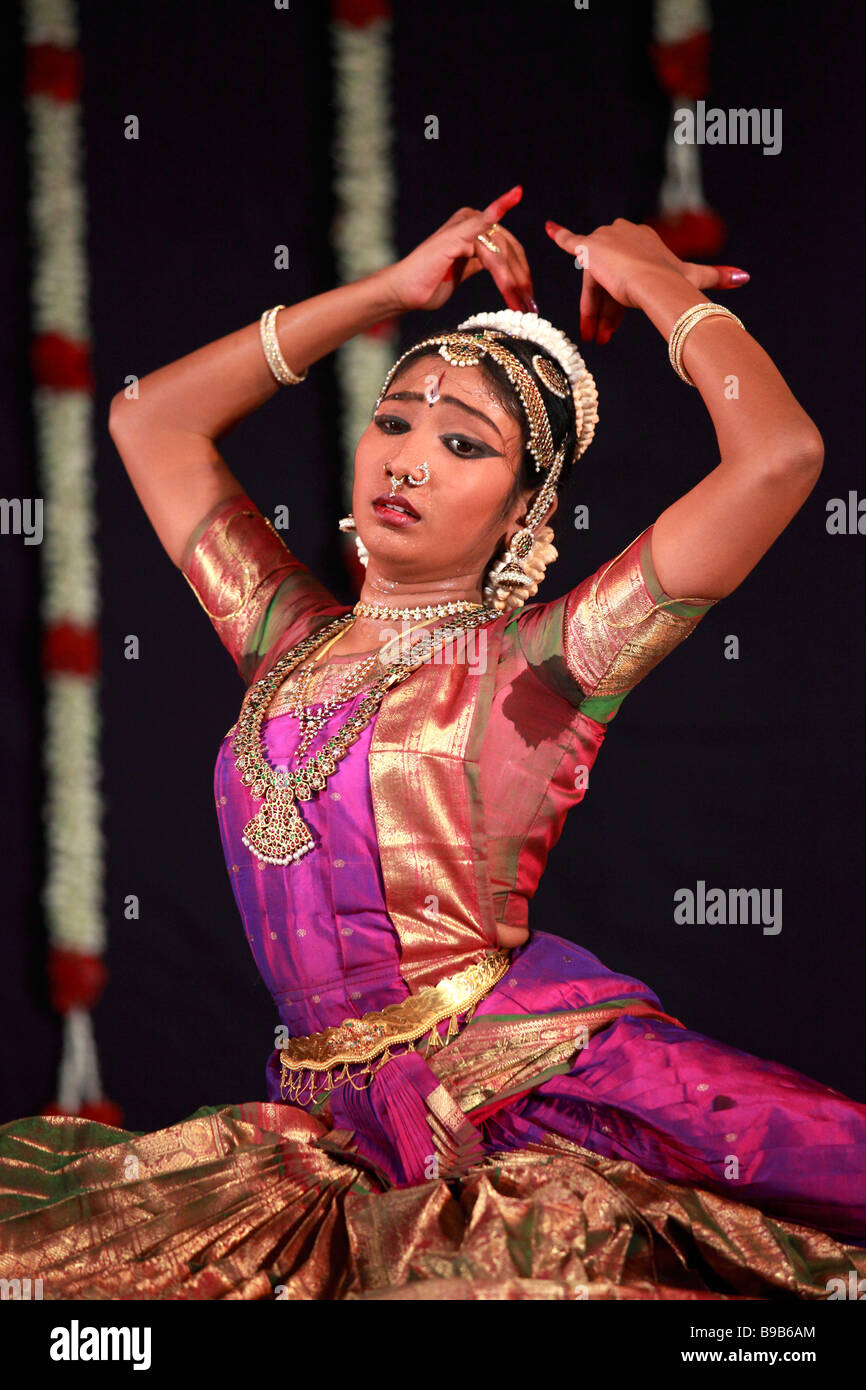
[{"x1": 339, "y1": 310, "x2": 599, "y2": 614}]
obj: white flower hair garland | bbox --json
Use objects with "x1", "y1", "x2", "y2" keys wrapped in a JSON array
[{"x1": 457, "y1": 309, "x2": 599, "y2": 460}]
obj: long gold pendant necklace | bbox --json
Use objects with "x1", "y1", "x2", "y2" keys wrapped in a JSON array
[{"x1": 231, "y1": 605, "x2": 497, "y2": 866}]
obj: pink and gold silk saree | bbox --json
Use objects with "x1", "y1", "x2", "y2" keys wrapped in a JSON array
[{"x1": 1, "y1": 492, "x2": 863, "y2": 1301}]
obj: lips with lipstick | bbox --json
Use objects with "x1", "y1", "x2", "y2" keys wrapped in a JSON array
[{"x1": 372, "y1": 493, "x2": 421, "y2": 525}]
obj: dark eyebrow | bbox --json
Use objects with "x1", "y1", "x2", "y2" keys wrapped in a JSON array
[{"x1": 381, "y1": 390, "x2": 503, "y2": 439}]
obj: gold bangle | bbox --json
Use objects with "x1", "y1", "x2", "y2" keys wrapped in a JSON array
[
  {"x1": 259, "y1": 304, "x2": 309, "y2": 386},
  {"x1": 668, "y1": 302, "x2": 745, "y2": 386}
]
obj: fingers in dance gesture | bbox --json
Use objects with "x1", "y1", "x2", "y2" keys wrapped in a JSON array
[
  {"x1": 383, "y1": 186, "x2": 538, "y2": 315},
  {"x1": 544, "y1": 217, "x2": 750, "y2": 344},
  {"x1": 542, "y1": 214, "x2": 824, "y2": 603}
]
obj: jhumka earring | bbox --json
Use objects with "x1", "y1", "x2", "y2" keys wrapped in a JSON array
[
  {"x1": 338, "y1": 513, "x2": 370, "y2": 568},
  {"x1": 484, "y1": 513, "x2": 560, "y2": 614},
  {"x1": 479, "y1": 432, "x2": 564, "y2": 613},
  {"x1": 455, "y1": 311, "x2": 598, "y2": 613}
]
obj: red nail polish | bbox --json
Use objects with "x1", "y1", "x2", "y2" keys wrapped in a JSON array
[
  {"x1": 545, "y1": 220, "x2": 560, "y2": 234},
  {"x1": 729, "y1": 270, "x2": 750, "y2": 285}
]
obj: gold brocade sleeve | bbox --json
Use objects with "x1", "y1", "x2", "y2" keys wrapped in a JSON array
[
  {"x1": 515, "y1": 524, "x2": 718, "y2": 722},
  {"x1": 180, "y1": 491, "x2": 344, "y2": 684}
]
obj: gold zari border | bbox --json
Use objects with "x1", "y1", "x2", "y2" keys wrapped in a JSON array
[{"x1": 279, "y1": 949, "x2": 511, "y2": 1076}]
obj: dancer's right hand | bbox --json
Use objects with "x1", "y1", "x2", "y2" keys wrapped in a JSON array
[{"x1": 381, "y1": 187, "x2": 536, "y2": 315}]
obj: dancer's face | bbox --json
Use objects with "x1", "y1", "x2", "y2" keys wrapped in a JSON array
[{"x1": 352, "y1": 356, "x2": 554, "y2": 590}]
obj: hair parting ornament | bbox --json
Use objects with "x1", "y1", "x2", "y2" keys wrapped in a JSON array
[{"x1": 361, "y1": 310, "x2": 599, "y2": 612}]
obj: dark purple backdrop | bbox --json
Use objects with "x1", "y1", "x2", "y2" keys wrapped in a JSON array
[{"x1": 2, "y1": 0, "x2": 863, "y2": 1129}]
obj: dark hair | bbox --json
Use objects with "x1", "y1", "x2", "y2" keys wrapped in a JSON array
[{"x1": 391, "y1": 328, "x2": 578, "y2": 535}]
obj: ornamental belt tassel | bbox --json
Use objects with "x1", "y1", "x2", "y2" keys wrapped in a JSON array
[
  {"x1": 424, "y1": 1025, "x2": 444, "y2": 1055},
  {"x1": 373, "y1": 1047, "x2": 393, "y2": 1073}
]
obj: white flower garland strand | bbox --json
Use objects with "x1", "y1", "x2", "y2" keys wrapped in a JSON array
[
  {"x1": 653, "y1": 0, "x2": 710, "y2": 46},
  {"x1": 330, "y1": 9, "x2": 398, "y2": 512},
  {"x1": 24, "y1": 0, "x2": 106, "y2": 1110},
  {"x1": 653, "y1": 0, "x2": 713, "y2": 219}
]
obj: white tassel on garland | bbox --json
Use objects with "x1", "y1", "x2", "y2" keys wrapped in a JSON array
[{"x1": 56, "y1": 1009, "x2": 104, "y2": 1115}]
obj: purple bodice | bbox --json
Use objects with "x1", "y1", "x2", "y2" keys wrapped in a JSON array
[{"x1": 214, "y1": 685, "x2": 411, "y2": 1054}]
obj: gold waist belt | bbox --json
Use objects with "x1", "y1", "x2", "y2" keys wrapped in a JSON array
[{"x1": 279, "y1": 948, "x2": 511, "y2": 1103}]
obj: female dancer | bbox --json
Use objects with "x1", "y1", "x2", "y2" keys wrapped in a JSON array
[{"x1": 1, "y1": 187, "x2": 863, "y2": 1300}]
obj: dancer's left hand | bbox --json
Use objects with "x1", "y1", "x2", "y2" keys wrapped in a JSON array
[{"x1": 544, "y1": 217, "x2": 749, "y2": 343}]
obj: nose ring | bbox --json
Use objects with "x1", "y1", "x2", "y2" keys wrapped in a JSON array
[{"x1": 385, "y1": 461, "x2": 429, "y2": 494}]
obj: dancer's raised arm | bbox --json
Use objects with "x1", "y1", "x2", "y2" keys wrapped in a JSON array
[
  {"x1": 109, "y1": 187, "x2": 533, "y2": 567},
  {"x1": 544, "y1": 218, "x2": 824, "y2": 600},
  {"x1": 109, "y1": 272, "x2": 399, "y2": 567}
]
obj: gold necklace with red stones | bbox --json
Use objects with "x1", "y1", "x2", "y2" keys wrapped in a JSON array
[{"x1": 231, "y1": 605, "x2": 497, "y2": 867}]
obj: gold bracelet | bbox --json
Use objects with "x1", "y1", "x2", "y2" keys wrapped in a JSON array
[
  {"x1": 668, "y1": 302, "x2": 745, "y2": 386},
  {"x1": 259, "y1": 304, "x2": 309, "y2": 386}
]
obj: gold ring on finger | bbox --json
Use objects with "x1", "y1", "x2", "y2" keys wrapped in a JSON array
[{"x1": 476, "y1": 223, "x2": 501, "y2": 254}]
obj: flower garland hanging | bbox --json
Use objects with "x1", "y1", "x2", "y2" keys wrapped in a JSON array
[
  {"x1": 23, "y1": 0, "x2": 120, "y2": 1125},
  {"x1": 330, "y1": 0, "x2": 397, "y2": 592},
  {"x1": 648, "y1": 0, "x2": 726, "y2": 260}
]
